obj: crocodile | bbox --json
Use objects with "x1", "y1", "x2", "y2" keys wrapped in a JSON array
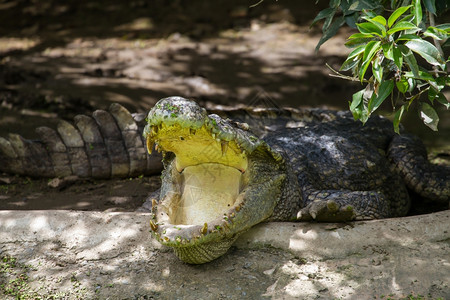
[{"x1": 1, "y1": 96, "x2": 449, "y2": 264}]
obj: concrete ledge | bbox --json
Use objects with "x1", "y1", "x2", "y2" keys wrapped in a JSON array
[
  {"x1": 0, "y1": 210, "x2": 449, "y2": 299},
  {"x1": 1, "y1": 210, "x2": 448, "y2": 257},
  {"x1": 235, "y1": 210, "x2": 450, "y2": 258}
]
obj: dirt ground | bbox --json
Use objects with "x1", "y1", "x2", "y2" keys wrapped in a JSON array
[{"x1": 0, "y1": 1, "x2": 449, "y2": 299}]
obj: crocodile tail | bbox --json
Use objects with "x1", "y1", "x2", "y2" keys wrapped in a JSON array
[
  {"x1": 0, "y1": 104, "x2": 163, "y2": 179},
  {"x1": 388, "y1": 134, "x2": 450, "y2": 204}
]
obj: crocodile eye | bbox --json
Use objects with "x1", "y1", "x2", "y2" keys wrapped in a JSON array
[{"x1": 180, "y1": 136, "x2": 185, "y2": 141}]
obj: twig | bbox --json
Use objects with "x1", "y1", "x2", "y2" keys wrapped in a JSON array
[
  {"x1": 428, "y1": 12, "x2": 445, "y2": 58},
  {"x1": 405, "y1": 86, "x2": 430, "y2": 101},
  {"x1": 326, "y1": 63, "x2": 369, "y2": 83},
  {"x1": 428, "y1": 12, "x2": 447, "y2": 73},
  {"x1": 249, "y1": 0, "x2": 264, "y2": 8}
]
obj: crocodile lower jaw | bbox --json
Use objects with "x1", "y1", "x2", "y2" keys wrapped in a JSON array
[{"x1": 150, "y1": 159, "x2": 248, "y2": 248}]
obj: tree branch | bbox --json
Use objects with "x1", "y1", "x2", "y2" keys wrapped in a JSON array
[
  {"x1": 326, "y1": 63, "x2": 370, "y2": 83},
  {"x1": 428, "y1": 12, "x2": 447, "y2": 73}
]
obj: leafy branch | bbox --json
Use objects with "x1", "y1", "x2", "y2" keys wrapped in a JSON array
[{"x1": 314, "y1": 0, "x2": 450, "y2": 132}]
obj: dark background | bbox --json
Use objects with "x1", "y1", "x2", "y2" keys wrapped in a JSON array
[{"x1": 0, "y1": 0, "x2": 448, "y2": 147}]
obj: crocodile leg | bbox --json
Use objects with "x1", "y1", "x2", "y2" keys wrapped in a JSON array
[
  {"x1": 296, "y1": 190, "x2": 392, "y2": 221},
  {"x1": 0, "y1": 103, "x2": 163, "y2": 179},
  {"x1": 295, "y1": 162, "x2": 411, "y2": 221},
  {"x1": 388, "y1": 134, "x2": 450, "y2": 204}
]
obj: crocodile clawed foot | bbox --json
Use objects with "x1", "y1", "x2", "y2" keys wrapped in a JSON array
[{"x1": 297, "y1": 200, "x2": 356, "y2": 222}]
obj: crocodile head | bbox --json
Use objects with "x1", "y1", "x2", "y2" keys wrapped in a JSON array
[{"x1": 144, "y1": 96, "x2": 286, "y2": 264}]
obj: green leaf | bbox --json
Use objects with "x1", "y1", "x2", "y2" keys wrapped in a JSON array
[
  {"x1": 393, "y1": 105, "x2": 406, "y2": 134},
  {"x1": 348, "y1": 32, "x2": 375, "y2": 40},
  {"x1": 330, "y1": 0, "x2": 340, "y2": 9},
  {"x1": 435, "y1": 77, "x2": 447, "y2": 91},
  {"x1": 396, "y1": 78, "x2": 409, "y2": 93},
  {"x1": 323, "y1": 9, "x2": 337, "y2": 31},
  {"x1": 393, "y1": 46, "x2": 404, "y2": 69},
  {"x1": 404, "y1": 70, "x2": 434, "y2": 80},
  {"x1": 387, "y1": 21, "x2": 418, "y2": 35},
  {"x1": 362, "y1": 16, "x2": 387, "y2": 36},
  {"x1": 350, "y1": 87, "x2": 367, "y2": 123},
  {"x1": 348, "y1": 0, "x2": 381, "y2": 11},
  {"x1": 435, "y1": 24, "x2": 450, "y2": 33},
  {"x1": 398, "y1": 14, "x2": 415, "y2": 24},
  {"x1": 368, "y1": 80, "x2": 394, "y2": 112},
  {"x1": 315, "y1": 16, "x2": 345, "y2": 51},
  {"x1": 359, "y1": 41, "x2": 381, "y2": 82},
  {"x1": 388, "y1": 5, "x2": 413, "y2": 28},
  {"x1": 413, "y1": 0, "x2": 422, "y2": 27},
  {"x1": 423, "y1": 0, "x2": 436, "y2": 15},
  {"x1": 443, "y1": 39, "x2": 450, "y2": 48},
  {"x1": 419, "y1": 102, "x2": 439, "y2": 131},
  {"x1": 345, "y1": 35, "x2": 376, "y2": 47},
  {"x1": 311, "y1": 7, "x2": 335, "y2": 27},
  {"x1": 407, "y1": 77, "x2": 416, "y2": 92},
  {"x1": 348, "y1": 44, "x2": 366, "y2": 59},
  {"x1": 382, "y1": 43, "x2": 394, "y2": 60},
  {"x1": 364, "y1": 10, "x2": 379, "y2": 19},
  {"x1": 428, "y1": 78, "x2": 447, "y2": 107},
  {"x1": 423, "y1": 26, "x2": 449, "y2": 41},
  {"x1": 372, "y1": 56, "x2": 383, "y2": 82},
  {"x1": 344, "y1": 13, "x2": 358, "y2": 28},
  {"x1": 435, "y1": 93, "x2": 450, "y2": 109},
  {"x1": 341, "y1": 56, "x2": 360, "y2": 71},
  {"x1": 399, "y1": 45, "x2": 419, "y2": 77},
  {"x1": 341, "y1": 45, "x2": 365, "y2": 71},
  {"x1": 357, "y1": 22, "x2": 384, "y2": 37},
  {"x1": 445, "y1": 76, "x2": 450, "y2": 86},
  {"x1": 427, "y1": 79, "x2": 440, "y2": 92},
  {"x1": 405, "y1": 39, "x2": 446, "y2": 69},
  {"x1": 346, "y1": 33, "x2": 376, "y2": 47},
  {"x1": 428, "y1": 86, "x2": 438, "y2": 101},
  {"x1": 345, "y1": 36, "x2": 376, "y2": 47},
  {"x1": 371, "y1": 15, "x2": 387, "y2": 27},
  {"x1": 396, "y1": 34, "x2": 422, "y2": 41},
  {"x1": 350, "y1": 89, "x2": 364, "y2": 111}
]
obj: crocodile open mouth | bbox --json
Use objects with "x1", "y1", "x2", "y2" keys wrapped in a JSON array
[
  {"x1": 143, "y1": 97, "x2": 284, "y2": 264},
  {"x1": 147, "y1": 122, "x2": 249, "y2": 227},
  {"x1": 142, "y1": 98, "x2": 259, "y2": 250}
]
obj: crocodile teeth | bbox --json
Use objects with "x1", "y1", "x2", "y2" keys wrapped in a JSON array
[
  {"x1": 146, "y1": 138, "x2": 155, "y2": 154},
  {"x1": 200, "y1": 222, "x2": 208, "y2": 235},
  {"x1": 155, "y1": 143, "x2": 161, "y2": 153},
  {"x1": 150, "y1": 220, "x2": 158, "y2": 232},
  {"x1": 221, "y1": 141, "x2": 229, "y2": 156}
]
